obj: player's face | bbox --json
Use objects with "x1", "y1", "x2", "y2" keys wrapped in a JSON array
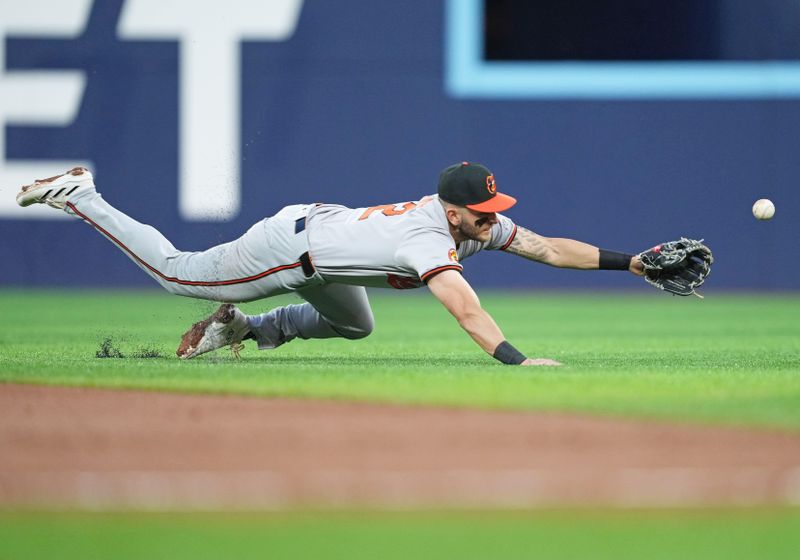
[{"x1": 459, "y1": 208, "x2": 497, "y2": 242}]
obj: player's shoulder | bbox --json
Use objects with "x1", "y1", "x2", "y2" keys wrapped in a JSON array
[
  {"x1": 410, "y1": 194, "x2": 444, "y2": 218},
  {"x1": 413, "y1": 193, "x2": 440, "y2": 210},
  {"x1": 406, "y1": 195, "x2": 450, "y2": 230}
]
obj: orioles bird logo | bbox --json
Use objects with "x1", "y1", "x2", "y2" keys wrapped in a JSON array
[
  {"x1": 486, "y1": 175, "x2": 497, "y2": 195},
  {"x1": 448, "y1": 248, "x2": 459, "y2": 262}
]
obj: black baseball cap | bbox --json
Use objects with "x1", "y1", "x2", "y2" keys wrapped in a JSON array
[{"x1": 437, "y1": 162, "x2": 517, "y2": 212}]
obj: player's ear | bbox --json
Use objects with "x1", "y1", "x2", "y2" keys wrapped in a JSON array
[{"x1": 445, "y1": 207, "x2": 461, "y2": 227}]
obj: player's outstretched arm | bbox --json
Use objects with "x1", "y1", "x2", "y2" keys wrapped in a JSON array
[
  {"x1": 426, "y1": 270, "x2": 561, "y2": 366},
  {"x1": 505, "y1": 226, "x2": 643, "y2": 275}
]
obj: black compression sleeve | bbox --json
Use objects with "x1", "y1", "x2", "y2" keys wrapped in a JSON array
[
  {"x1": 599, "y1": 249, "x2": 634, "y2": 270},
  {"x1": 493, "y1": 341, "x2": 527, "y2": 365}
]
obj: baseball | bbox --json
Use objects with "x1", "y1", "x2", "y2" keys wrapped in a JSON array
[{"x1": 752, "y1": 199, "x2": 775, "y2": 220}]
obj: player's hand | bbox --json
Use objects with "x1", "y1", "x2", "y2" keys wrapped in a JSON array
[
  {"x1": 521, "y1": 358, "x2": 563, "y2": 366},
  {"x1": 629, "y1": 255, "x2": 644, "y2": 276}
]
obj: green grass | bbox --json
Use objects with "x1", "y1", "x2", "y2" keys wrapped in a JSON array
[
  {"x1": 3, "y1": 290, "x2": 799, "y2": 557},
  {"x1": 2, "y1": 509, "x2": 800, "y2": 560},
  {"x1": 1, "y1": 289, "x2": 799, "y2": 428}
]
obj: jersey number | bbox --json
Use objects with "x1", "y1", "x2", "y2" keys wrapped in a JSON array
[{"x1": 358, "y1": 202, "x2": 417, "y2": 221}]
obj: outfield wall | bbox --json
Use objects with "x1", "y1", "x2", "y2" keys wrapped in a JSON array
[{"x1": 0, "y1": 1, "x2": 797, "y2": 290}]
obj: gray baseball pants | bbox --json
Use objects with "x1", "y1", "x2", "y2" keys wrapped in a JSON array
[{"x1": 66, "y1": 190, "x2": 374, "y2": 348}]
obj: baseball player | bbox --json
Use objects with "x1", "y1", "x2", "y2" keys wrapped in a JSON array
[{"x1": 16, "y1": 162, "x2": 644, "y2": 366}]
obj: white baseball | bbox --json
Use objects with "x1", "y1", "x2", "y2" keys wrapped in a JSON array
[{"x1": 752, "y1": 199, "x2": 775, "y2": 220}]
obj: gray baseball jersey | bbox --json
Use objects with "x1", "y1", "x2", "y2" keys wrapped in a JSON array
[
  {"x1": 28, "y1": 168, "x2": 519, "y2": 353},
  {"x1": 307, "y1": 194, "x2": 518, "y2": 289}
]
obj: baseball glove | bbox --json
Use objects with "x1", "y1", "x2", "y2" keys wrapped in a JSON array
[{"x1": 637, "y1": 238, "x2": 713, "y2": 298}]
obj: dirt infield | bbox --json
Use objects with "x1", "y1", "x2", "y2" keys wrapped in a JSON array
[{"x1": 1, "y1": 383, "x2": 799, "y2": 509}]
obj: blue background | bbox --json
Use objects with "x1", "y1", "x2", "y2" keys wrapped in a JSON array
[{"x1": 1, "y1": 0, "x2": 797, "y2": 291}]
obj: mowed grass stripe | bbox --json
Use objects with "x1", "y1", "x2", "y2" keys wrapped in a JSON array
[
  {"x1": 2, "y1": 509, "x2": 800, "y2": 560},
  {"x1": 1, "y1": 290, "x2": 799, "y2": 428}
]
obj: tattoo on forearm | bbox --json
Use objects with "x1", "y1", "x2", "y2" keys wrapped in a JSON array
[{"x1": 505, "y1": 227, "x2": 551, "y2": 263}]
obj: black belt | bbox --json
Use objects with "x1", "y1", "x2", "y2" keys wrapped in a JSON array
[
  {"x1": 294, "y1": 204, "x2": 322, "y2": 233},
  {"x1": 299, "y1": 251, "x2": 315, "y2": 277},
  {"x1": 294, "y1": 216, "x2": 315, "y2": 277}
]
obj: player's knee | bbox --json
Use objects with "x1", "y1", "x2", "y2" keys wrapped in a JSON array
[
  {"x1": 346, "y1": 323, "x2": 373, "y2": 340},
  {"x1": 334, "y1": 313, "x2": 374, "y2": 340}
]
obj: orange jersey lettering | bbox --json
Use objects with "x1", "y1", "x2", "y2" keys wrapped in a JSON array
[{"x1": 358, "y1": 201, "x2": 417, "y2": 221}]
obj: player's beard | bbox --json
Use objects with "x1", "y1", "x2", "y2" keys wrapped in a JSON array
[{"x1": 458, "y1": 217, "x2": 492, "y2": 242}]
